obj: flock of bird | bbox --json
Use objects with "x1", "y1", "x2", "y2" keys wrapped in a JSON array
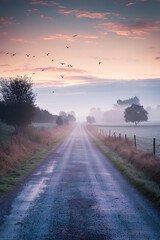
[{"x1": 1, "y1": 34, "x2": 102, "y2": 80}]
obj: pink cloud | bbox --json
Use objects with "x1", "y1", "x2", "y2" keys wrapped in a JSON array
[
  {"x1": 3, "y1": 66, "x2": 87, "y2": 74},
  {"x1": 0, "y1": 16, "x2": 18, "y2": 25},
  {"x1": 9, "y1": 38, "x2": 30, "y2": 43},
  {"x1": 26, "y1": 9, "x2": 39, "y2": 12},
  {"x1": 129, "y1": 36, "x2": 145, "y2": 39},
  {"x1": 31, "y1": 0, "x2": 66, "y2": 8},
  {"x1": 126, "y1": 2, "x2": 136, "y2": 6},
  {"x1": 0, "y1": 64, "x2": 11, "y2": 67},
  {"x1": 96, "y1": 20, "x2": 160, "y2": 38},
  {"x1": 1, "y1": 31, "x2": 8, "y2": 35},
  {"x1": 40, "y1": 15, "x2": 53, "y2": 20},
  {"x1": 43, "y1": 33, "x2": 101, "y2": 42},
  {"x1": 43, "y1": 34, "x2": 75, "y2": 42},
  {"x1": 58, "y1": 9, "x2": 121, "y2": 20}
]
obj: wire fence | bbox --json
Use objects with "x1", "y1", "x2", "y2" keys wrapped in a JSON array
[{"x1": 94, "y1": 125, "x2": 160, "y2": 158}]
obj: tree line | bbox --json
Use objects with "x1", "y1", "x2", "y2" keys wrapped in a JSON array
[
  {"x1": 86, "y1": 96, "x2": 148, "y2": 125},
  {"x1": 0, "y1": 76, "x2": 76, "y2": 133}
]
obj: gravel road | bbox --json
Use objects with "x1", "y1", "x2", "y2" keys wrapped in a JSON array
[{"x1": 0, "y1": 124, "x2": 160, "y2": 240}]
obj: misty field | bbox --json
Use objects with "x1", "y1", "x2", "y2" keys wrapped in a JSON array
[{"x1": 95, "y1": 125, "x2": 160, "y2": 157}]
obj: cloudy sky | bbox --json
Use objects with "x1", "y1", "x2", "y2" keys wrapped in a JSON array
[{"x1": 0, "y1": 0, "x2": 160, "y2": 120}]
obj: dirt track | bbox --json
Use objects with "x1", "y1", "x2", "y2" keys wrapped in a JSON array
[{"x1": 0, "y1": 124, "x2": 160, "y2": 240}]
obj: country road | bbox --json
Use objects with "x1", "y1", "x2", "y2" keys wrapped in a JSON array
[{"x1": 0, "y1": 124, "x2": 160, "y2": 240}]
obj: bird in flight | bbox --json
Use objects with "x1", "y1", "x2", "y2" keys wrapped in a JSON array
[
  {"x1": 60, "y1": 62, "x2": 65, "y2": 65},
  {"x1": 26, "y1": 54, "x2": 30, "y2": 57},
  {"x1": 46, "y1": 53, "x2": 50, "y2": 56},
  {"x1": 66, "y1": 46, "x2": 70, "y2": 48},
  {"x1": 61, "y1": 75, "x2": 64, "y2": 78},
  {"x1": 69, "y1": 64, "x2": 73, "y2": 67},
  {"x1": 73, "y1": 34, "x2": 77, "y2": 37}
]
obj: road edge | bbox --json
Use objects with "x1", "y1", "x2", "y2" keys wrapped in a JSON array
[
  {"x1": 0, "y1": 125, "x2": 74, "y2": 200},
  {"x1": 85, "y1": 125, "x2": 160, "y2": 209}
]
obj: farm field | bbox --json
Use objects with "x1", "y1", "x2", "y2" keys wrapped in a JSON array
[{"x1": 95, "y1": 125, "x2": 160, "y2": 157}]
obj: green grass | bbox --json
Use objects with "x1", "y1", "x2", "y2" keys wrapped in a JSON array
[
  {"x1": 86, "y1": 127, "x2": 160, "y2": 209},
  {"x1": 0, "y1": 122, "x2": 14, "y2": 143}
]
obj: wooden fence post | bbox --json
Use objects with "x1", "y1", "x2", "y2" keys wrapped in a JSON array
[
  {"x1": 153, "y1": 138, "x2": 156, "y2": 156},
  {"x1": 134, "y1": 135, "x2": 137, "y2": 149},
  {"x1": 125, "y1": 134, "x2": 127, "y2": 143}
]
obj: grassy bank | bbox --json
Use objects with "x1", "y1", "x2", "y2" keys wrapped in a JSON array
[
  {"x1": 86, "y1": 125, "x2": 160, "y2": 208},
  {"x1": 0, "y1": 124, "x2": 74, "y2": 194}
]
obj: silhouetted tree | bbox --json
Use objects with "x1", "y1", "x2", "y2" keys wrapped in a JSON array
[
  {"x1": 0, "y1": 76, "x2": 36, "y2": 132},
  {"x1": 33, "y1": 107, "x2": 55, "y2": 123},
  {"x1": 124, "y1": 104, "x2": 148, "y2": 126},
  {"x1": 86, "y1": 116, "x2": 96, "y2": 124},
  {"x1": 117, "y1": 96, "x2": 140, "y2": 106},
  {"x1": 64, "y1": 118, "x2": 69, "y2": 125},
  {"x1": 59, "y1": 111, "x2": 67, "y2": 120},
  {"x1": 67, "y1": 114, "x2": 76, "y2": 124},
  {"x1": 56, "y1": 116, "x2": 63, "y2": 126}
]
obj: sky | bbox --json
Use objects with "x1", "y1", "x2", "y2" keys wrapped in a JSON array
[{"x1": 0, "y1": 0, "x2": 160, "y2": 121}]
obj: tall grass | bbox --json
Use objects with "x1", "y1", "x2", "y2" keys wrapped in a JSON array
[
  {"x1": 87, "y1": 126, "x2": 160, "y2": 185},
  {"x1": 0, "y1": 125, "x2": 71, "y2": 176}
]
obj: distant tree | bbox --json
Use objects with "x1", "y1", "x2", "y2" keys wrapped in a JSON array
[
  {"x1": 0, "y1": 76, "x2": 36, "y2": 132},
  {"x1": 117, "y1": 96, "x2": 140, "y2": 106},
  {"x1": 67, "y1": 114, "x2": 76, "y2": 124},
  {"x1": 56, "y1": 116, "x2": 63, "y2": 126},
  {"x1": 86, "y1": 116, "x2": 96, "y2": 124},
  {"x1": 64, "y1": 118, "x2": 69, "y2": 125},
  {"x1": 59, "y1": 111, "x2": 67, "y2": 120},
  {"x1": 124, "y1": 104, "x2": 148, "y2": 126},
  {"x1": 33, "y1": 107, "x2": 54, "y2": 123}
]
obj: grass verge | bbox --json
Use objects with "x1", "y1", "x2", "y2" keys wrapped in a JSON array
[
  {"x1": 0, "y1": 125, "x2": 74, "y2": 196},
  {"x1": 86, "y1": 126, "x2": 160, "y2": 209}
]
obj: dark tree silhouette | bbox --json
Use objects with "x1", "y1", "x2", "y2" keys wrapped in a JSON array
[
  {"x1": 117, "y1": 96, "x2": 140, "y2": 106},
  {"x1": 56, "y1": 116, "x2": 63, "y2": 126},
  {"x1": 0, "y1": 76, "x2": 36, "y2": 132},
  {"x1": 86, "y1": 116, "x2": 96, "y2": 124},
  {"x1": 124, "y1": 104, "x2": 148, "y2": 126},
  {"x1": 67, "y1": 114, "x2": 76, "y2": 123},
  {"x1": 33, "y1": 107, "x2": 57, "y2": 123}
]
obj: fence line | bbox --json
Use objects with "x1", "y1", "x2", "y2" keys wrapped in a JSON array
[{"x1": 96, "y1": 127, "x2": 159, "y2": 157}]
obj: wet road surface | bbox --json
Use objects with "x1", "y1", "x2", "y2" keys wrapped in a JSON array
[{"x1": 0, "y1": 124, "x2": 160, "y2": 240}]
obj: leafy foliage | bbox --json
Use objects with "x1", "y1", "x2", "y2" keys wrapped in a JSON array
[
  {"x1": 117, "y1": 96, "x2": 140, "y2": 106},
  {"x1": 33, "y1": 107, "x2": 57, "y2": 123},
  {"x1": 124, "y1": 104, "x2": 148, "y2": 125},
  {"x1": 0, "y1": 76, "x2": 36, "y2": 131},
  {"x1": 56, "y1": 116, "x2": 63, "y2": 126}
]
